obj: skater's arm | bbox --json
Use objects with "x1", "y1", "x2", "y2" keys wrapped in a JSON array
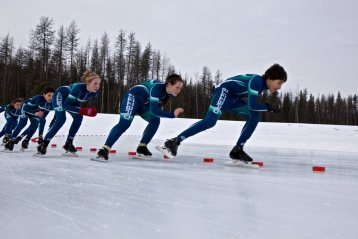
[
  {"x1": 22, "y1": 96, "x2": 40, "y2": 115},
  {"x1": 247, "y1": 76, "x2": 269, "y2": 112},
  {"x1": 62, "y1": 84, "x2": 82, "y2": 114},
  {"x1": 149, "y1": 84, "x2": 175, "y2": 118}
]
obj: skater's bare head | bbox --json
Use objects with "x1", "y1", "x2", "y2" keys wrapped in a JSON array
[
  {"x1": 43, "y1": 87, "x2": 55, "y2": 103},
  {"x1": 82, "y1": 69, "x2": 101, "y2": 93},
  {"x1": 11, "y1": 98, "x2": 24, "y2": 110},
  {"x1": 263, "y1": 64, "x2": 287, "y2": 94},
  {"x1": 165, "y1": 74, "x2": 184, "y2": 97}
]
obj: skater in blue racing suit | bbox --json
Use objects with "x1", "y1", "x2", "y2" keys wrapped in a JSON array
[
  {"x1": 4, "y1": 87, "x2": 55, "y2": 151},
  {"x1": 96, "y1": 74, "x2": 184, "y2": 160},
  {"x1": 36, "y1": 69, "x2": 101, "y2": 156},
  {"x1": 0, "y1": 98, "x2": 23, "y2": 144},
  {"x1": 162, "y1": 64, "x2": 287, "y2": 163}
]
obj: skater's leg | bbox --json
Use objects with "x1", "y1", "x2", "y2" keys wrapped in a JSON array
[
  {"x1": 177, "y1": 111, "x2": 219, "y2": 141},
  {"x1": 44, "y1": 111, "x2": 66, "y2": 141},
  {"x1": 38, "y1": 117, "x2": 46, "y2": 138},
  {"x1": 9, "y1": 116, "x2": 28, "y2": 140},
  {"x1": 234, "y1": 108, "x2": 260, "y2": 148},
  {"x1": 176, "y1": 87, "x2": 234, "y2": 142},
  {"x1": 23, "y1": 116, "x2": 40, "y2": 141},
  {"x1": 103, "y1": 92, "x2": 138, "y2": 149},
  {"x1": 104, "y1": 116, "x2": 133, "y2": 149},
  {"x1": 67, "y1": 112, "x2": 83, "y2": 141},
  {"x1": 139, "y1": 112, "x2": 160, "y2": 145}
]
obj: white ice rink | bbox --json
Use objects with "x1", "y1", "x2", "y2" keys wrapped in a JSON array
[{"x1": 1, "y1": 114, "x2": 358, "y2": 239}]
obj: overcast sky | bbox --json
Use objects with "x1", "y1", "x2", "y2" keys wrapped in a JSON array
[{"x1": 1, "y1": 0, "x2": 357, "y2": 96}]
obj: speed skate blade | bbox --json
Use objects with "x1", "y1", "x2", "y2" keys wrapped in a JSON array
[{"x1": 155, "y1": 145, "x2": 173, "y2": 159}]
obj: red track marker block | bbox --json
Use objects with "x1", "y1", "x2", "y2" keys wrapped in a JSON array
[
  {"x1": 51, "y1": 144, "x2": 57, "y2": 148},
  {"x1": 203, "y1": 157, "x2": 214, "y2": 163},
  {"x1": 90, "y1": 148, "x2": 97, "y2": 152},
  {"x1": 109, "y1": 149, "x2": 117, "y2": 154},
  {"x1": 128, "y1": 151, "x2": 136, "y2": 156},
  {"x1": 76, "y1": 146, "x2": 83, "y2": 151},
  {"x1": 312, "y1": 166, "x2": 326, "y2": 172},
  {"x1": 252, "y1": 161, "x2": 264, "y2": 167}
]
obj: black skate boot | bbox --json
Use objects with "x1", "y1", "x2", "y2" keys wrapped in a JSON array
[
  {"x1": 229, "y1": 145, "x2": 253, "y2": 163},
  {"x1": 136, "y1": 145, "x2": 152, "y2": 157},
  {"x1": 21, "y1": 138, "x2": 29, "y2": 150},
  {"x1": 164, "y1": 137, "x2": 181, "y2": 156},
  {"x1": 96, "y1": 147, "x2": 109, "y2": 161},
  {"x1": 36, "y1": 140, "x2": 50, "y2": 155},
  {"x1": 63, "y1": 139, "x2": 77, "y2": 153},
  {"x1": 4, "y1": 140, "x2": 15, "y2": 151},
  {"x1": 2, "y1": 134, "x2": 10, "y2": 144},
  {"x1": 13, "y1": 136, "x2": 23, "y2": 144}
]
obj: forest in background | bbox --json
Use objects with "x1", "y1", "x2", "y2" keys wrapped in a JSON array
[{"x1": 1, "y1": 17, "x2": 357, "y2": 125}]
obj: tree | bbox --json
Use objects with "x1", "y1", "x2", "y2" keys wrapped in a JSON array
[
  {"x1": 0, "y1": 33, "x2": 15, "y2": 101},
  {"x1": 140, "y1": 42, "x2": 152, "y2": 80},
  {"x1": 66, "y1": 20, "x2": 80, "y2": 82},
  {"x1": 29, "y1": 16, "x2": 55, "y2": 83},
  {"x1": 51, "y1": 25, "x2": 67, "y2": 86}
]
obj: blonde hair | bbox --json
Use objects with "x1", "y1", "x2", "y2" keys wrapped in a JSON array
[{"x1": 81, "y1": 69, "x2": 100, "y2": 83}]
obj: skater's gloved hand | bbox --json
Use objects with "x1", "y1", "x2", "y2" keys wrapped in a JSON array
[
  {"x1": 79, "y1": 107, "x2": 97, "y2": 117},
  {"x1": 35, "y1": 111, "x2": 44, "y2": 117},
  {"x1": 266, "y1": 103, "x2": 281, "y2": 113},
  {"x1": 174, "y1": 108, "x2": 184, "y2": 118}
]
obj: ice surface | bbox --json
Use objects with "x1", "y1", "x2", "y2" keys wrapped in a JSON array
[{"x1": 1, "y1": 113, "x2": 358, "y2": 239}]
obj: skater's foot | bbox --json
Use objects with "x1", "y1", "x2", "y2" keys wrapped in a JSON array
[
  {"x1": 13, "y1": 136, "x2": 23, "y2": 144},
  {"x1": 229, "y1": 145, "x2": 253, "y2": 163},
  {"x1": 21, "y1": 138, "x2": 29, "y2": 149},
  {"x1": 37, "y1": 140, "x2": 50, "y2": 155},
  {"x1": 4, "y1": 140, "x2": 15, "y2": 151},
  {"x1": 63, "y1": 139, "x2": 77, "y2": 153},
  {"x1": 164, "y1": 137, "x2": 181, "y2": 156},
  {"x1": 97, "y1": 147, "x2": 109, "y2": 160},
  {"x1": 136, "y1": 144, "x2": 152, "y2": 157},
  {"x1": 2, "y1": 134, "x2": 10, "y2": 144}
]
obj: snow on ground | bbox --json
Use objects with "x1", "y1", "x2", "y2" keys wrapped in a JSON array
[{"x1": 1, "y1": 112, "x2": 358, "y2": 239}]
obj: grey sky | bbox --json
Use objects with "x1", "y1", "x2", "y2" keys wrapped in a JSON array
[{"x1": 1, "y1": 0, "x2": 357, "y2": 96}]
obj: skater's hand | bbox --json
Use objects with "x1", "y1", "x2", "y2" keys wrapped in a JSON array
[
  {"x1": 79, "y1": 107, "x2": 97, "y2": 117},
  {"x1": 35, "y1": 111, "x2": 44, "y2": 117},
  {"x1": 174, "y1": 108, "x2": 184, "y2": 118},
  {"x1": 266, "y1": 103, "x2": 281, "y2": 113}
]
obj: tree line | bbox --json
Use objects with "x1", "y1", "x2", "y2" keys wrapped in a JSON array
[{"x1": 1, "y1": 17, "x2": 357, "y2": 126}]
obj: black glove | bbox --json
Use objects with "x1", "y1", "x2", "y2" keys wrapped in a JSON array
[
  {"x1": 160, "y1": 95, "x2": 170, "y2": 107},
  {"x1": 38, "y1": 136, "x2": 44, "y2": 145},
  {"x1": 266, "y1": 103, "x2": 281, "y2": 113}
]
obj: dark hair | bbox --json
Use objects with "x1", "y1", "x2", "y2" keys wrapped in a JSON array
[
  {"x1": 165, "y1": 74, "x2": 183, "y2": 86},
  {"x1": 11, "y1": 98, "x2": 24, "y2": 105},
  {"x1": 43, "y1": 86, "x2": 55, "y2": 94},
  {"x1": 262, "y1": 64, "x2": 287, "y2": 82}
]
